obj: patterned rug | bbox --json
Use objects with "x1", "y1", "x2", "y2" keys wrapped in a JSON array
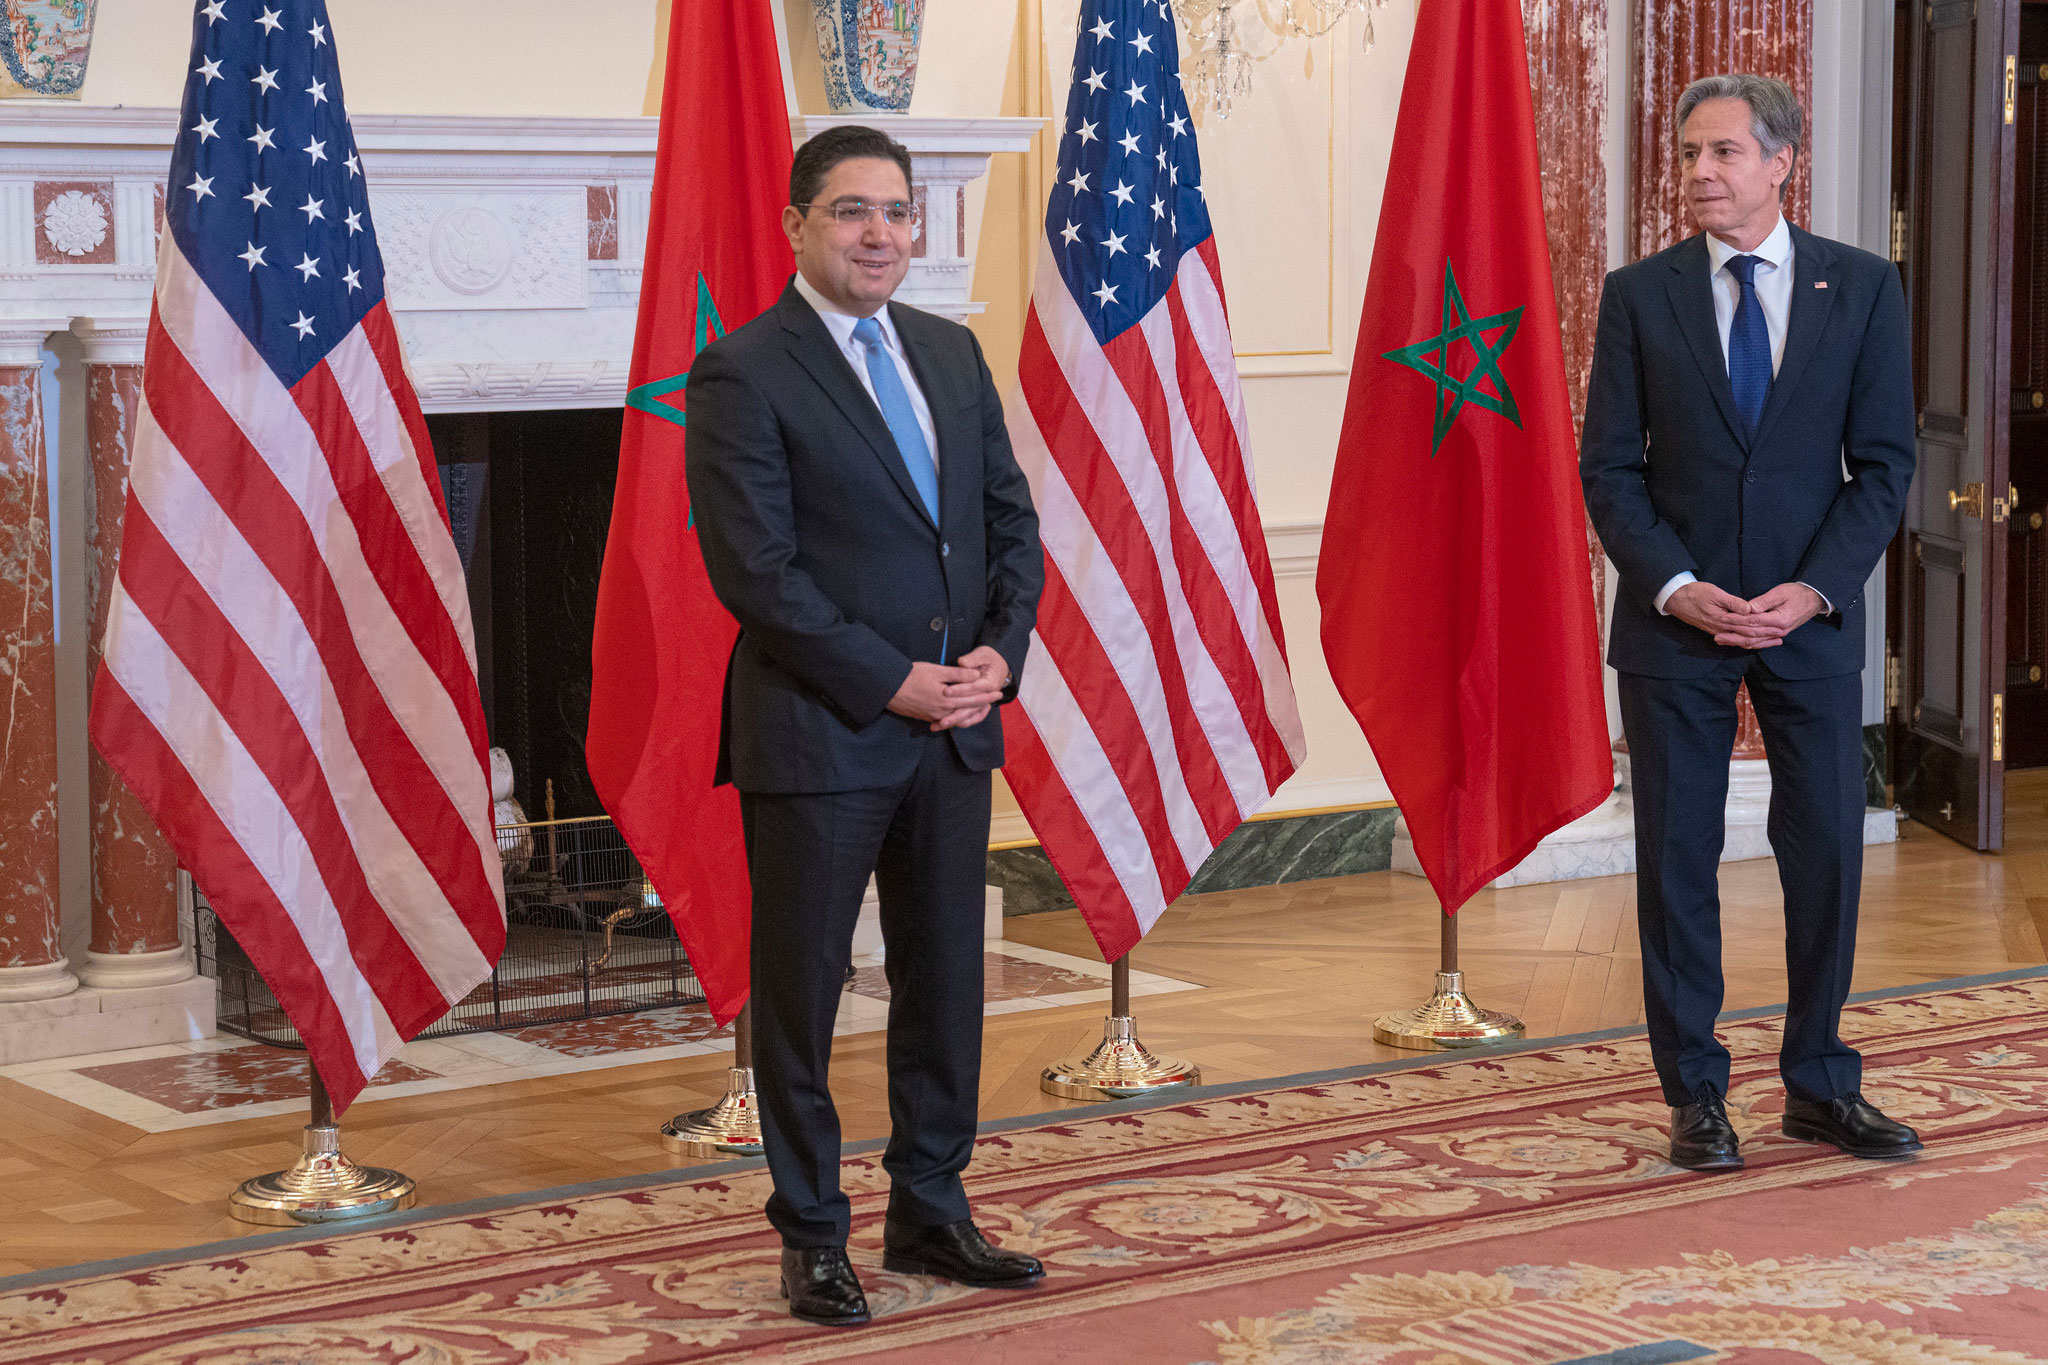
[{"x1": 7, "y1": 971, "x2": 2048, "y2": 1363}]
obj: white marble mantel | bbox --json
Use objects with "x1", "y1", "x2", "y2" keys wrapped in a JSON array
[{"x1": 0, "y1": 105, "x2": 1042, "y2": 411}]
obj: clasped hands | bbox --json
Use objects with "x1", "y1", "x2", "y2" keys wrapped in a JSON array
[
  {"x1": 1667, "y1": 581, "x2": 1825, "y2": 650},
  {"x1": 887, "y1": 644, "x2": 1010, "y2": 732}
]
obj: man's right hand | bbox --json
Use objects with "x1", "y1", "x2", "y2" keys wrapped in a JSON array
[
  {"x1": 1667, "y1": 581, "x2": 1783, "y2": 649},
  {"x1": 887, "y1": 662, "x2": 1004, "y2": 725}
]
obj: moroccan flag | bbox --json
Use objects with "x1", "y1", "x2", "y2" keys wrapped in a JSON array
[
  {"x1": 585, "y1": 0, "x2": 793, "y2": 1022},
  {"x1": 1316, "y1": 0, "x2": 1608, "y2": 913}
]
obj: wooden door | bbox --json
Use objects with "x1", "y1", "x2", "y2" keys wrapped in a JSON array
[
  {"x1": 1894, "y1": 0, "x2": 2020, "y2": 848},
  {"x1": 2003, "y1": 7, "x2": 2048, "y2": 768}
]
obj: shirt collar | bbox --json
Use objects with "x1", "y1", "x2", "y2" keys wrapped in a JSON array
[
  {"x1": 1705, "y1": 214, "x2": 1793, "y2": 276},
  {"x1": 793, "y1": 271, "x2": 902, "y2": 354}
]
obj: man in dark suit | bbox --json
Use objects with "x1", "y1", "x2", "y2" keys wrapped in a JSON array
[
  {"x1": 1581, "y1": 74, "x2": 1921, "y2": 1172},
  {"x1": 686, "y1": 124, "x2": 1045, "y2": 1325}
]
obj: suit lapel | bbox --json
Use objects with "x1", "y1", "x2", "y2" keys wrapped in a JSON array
[
  {"x1": 776, "y1": 286, "x2": 935, "y2": 527},
  {"x1": 894, "y1": 303, "x2": 967, "y2": 535},
  {"x1": 1663, "y1": 234, "x2": 1748, "y2": 450},
  {"x1": 1749, "y1": 226, "x2": 1837, "y2": 452}
]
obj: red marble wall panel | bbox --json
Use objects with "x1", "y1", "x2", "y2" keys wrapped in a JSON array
[
  {"x1": 586, "y1": 185, "x2": 619, "y2": 261},
  {"x1": 0, "y1": 364, "x2": 63, "y2": 971},
  {"x1": 1523, "y1": 0, "x2": 1611, "y2": 643},
  {"x1": 86, "y1": 363, "x2": 179, "y2": 957},
  {"x1": 1631, "y1": 0, "x2": 1813, "y2": 757},
  {"x1": 1631, "y1": 0, "x2": 1814, "y2": 259}
]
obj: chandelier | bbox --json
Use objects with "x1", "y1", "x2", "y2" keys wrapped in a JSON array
[{"x1": 1169, "y1": 0, "x2": 1392, "y2": 119}]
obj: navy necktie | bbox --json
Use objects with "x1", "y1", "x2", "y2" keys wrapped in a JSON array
[{"x1": 1725, "y1": 253, "x2": 1772, "y2": 440}]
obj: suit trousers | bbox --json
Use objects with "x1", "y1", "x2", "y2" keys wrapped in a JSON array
[
  {"x1": 741, "y1": 733, "x2": 991, "y2": 1249},
  {"x1": 1618, "y1": 657, "x2": 1865, "y2": 1106}
]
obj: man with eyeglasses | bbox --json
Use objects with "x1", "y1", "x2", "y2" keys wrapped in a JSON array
[{"x1": 685, "y1": 123, "x2": 1045, "y2": 1327}]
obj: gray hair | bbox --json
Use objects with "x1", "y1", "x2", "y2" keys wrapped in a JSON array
[{"x1": 1675, "y1": 73, "x2": 1803, "y2": 198}]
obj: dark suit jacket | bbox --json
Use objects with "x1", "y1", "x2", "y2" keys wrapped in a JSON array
[
  {"x1": 1579, "y1": 225, "x2": 1915, "y2": 680},
  {"x1": 685, "y1": 281, "x2": 1043, "y2": 795}
]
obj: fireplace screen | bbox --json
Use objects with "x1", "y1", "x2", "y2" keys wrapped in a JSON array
[{"x1": 196, "y1": 814, "x2": 706, "y2": 1047}]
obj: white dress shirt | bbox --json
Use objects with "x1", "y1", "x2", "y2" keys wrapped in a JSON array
[
  {"x1": 1654, "y1": 215, "x2": 1831, "y2": 616},
  {"x1": 792, "y1": 272, "x2": 938, "y2": 472}
]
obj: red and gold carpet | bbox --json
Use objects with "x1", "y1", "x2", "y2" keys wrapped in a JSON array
[{"x1": 6, "y1": 971, "x2": 2048, "y2": 1363}]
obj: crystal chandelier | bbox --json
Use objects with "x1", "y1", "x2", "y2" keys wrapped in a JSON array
[{"x1": 1169, "y1": 0, "x2": 1392, "y2": 119}]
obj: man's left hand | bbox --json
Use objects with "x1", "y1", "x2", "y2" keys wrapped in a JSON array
[
  {"x1": 931, "y1": 646, "x2": 1011, "y2": 731},
  {"x1": 1736, "y1": 583, "x2": 1827, "y2": 647}
]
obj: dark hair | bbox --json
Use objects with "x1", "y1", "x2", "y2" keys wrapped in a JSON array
[{"x1": 789, "y1": 124, "x2": 914, "y2": 209}]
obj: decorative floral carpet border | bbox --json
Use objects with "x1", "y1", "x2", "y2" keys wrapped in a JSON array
[{"x1": 8, "y1": 971, "x2": 2048, "y2": 1363}]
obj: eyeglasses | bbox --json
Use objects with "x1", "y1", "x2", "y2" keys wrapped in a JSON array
[{"x1": 796, "y1": 200, "x2": 915, "y2": 228}]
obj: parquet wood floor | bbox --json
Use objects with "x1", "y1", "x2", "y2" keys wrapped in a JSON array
[{"x1": 6, "y1": 778, "x2": 2048, "y2": 1277}]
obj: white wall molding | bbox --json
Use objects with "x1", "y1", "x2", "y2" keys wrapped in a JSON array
[
  {"x1": 1266, "y1": 518, "x2": 1324, "y2": 579},
  {"x1": 0, "y1": 107, "x2": 1031, "y2": 412}
]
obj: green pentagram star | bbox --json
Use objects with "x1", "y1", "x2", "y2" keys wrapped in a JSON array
[
  {"x1": 1381, "y1": 260, "x2": 1525, "y2": 457},
  {"x1": 624, "y1": 272, "x2": 730, "y2": 430}
]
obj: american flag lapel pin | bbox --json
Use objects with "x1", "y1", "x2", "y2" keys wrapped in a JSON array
[{"x1": 1815, "y1": 281, "x2": 1828, "y2": 288}]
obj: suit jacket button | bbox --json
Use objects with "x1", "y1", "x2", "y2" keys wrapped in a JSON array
[
  {"x1": 941, "y1": 542, "x2": 950, "y2": 557},
  {"x1": 930, "y1": 617, "x2": 945, "y2": 631}
]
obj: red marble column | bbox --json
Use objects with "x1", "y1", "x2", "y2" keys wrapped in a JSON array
[
  {"x1": 0, "y1": 321, "x2": 75, "y2": 1003},
  {"x1": 1523, "y1": 0, "x2": 1611, "y2": 646},
  {"x1": 1631, "y1": 0, "x2": 1814, "y2": 756},
  {"x1": 1631, "y1": 0, "x2": 1815, "y2": 259},
  {"x1": 76, "y1": 321, "x2": 186, "y2": 988}
]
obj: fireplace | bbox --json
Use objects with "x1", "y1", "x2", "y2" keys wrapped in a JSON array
[
  {"x1": 428, "y1": 407, "x2": 625, "y2": 820},
  {"x1": 0, "y1": 103, "x2": 1036, "y2": 1057}
]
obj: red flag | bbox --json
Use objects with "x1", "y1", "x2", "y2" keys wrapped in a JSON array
[
  {"x1": 586, "y1": 0, "x2": 793, "y2": 1022},
  {"x1": 1316, "y1": 0, "x2": 1608, "y2": 913}
]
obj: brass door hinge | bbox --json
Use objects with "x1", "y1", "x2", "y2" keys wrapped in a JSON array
[
  {"x1": 1891, "y1": 202, "x2": 1907, "y2": 264},
  {"x1": 1886, "y1": 651, "x2": 1902, "y2": 712},
  {"x1": 1994, "y1": 691, "x2": 2006, "y2": 762},
  {"x1": 2009, "y1": 55, "x2": 2020, "y2": 125}
]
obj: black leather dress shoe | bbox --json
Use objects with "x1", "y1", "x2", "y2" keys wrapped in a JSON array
[
  {"x1": 882, "y1": 1218, "x2": 1045, "y2": 1287},
  {"x1": 779, "y1": 1247, "x2": 870, "y2": 1327},
  {"x1": 1782, "y1": 1091, "x2": 1924, "y2": 1159},
  {"x1": 1669, "y1": 1086, "x2": 1744, "y2": 1171}
]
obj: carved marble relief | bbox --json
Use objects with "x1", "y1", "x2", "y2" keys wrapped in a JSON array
[
  {"x1": 33, "y1": 179, "x2": 111, "y2": 265},
  {"x1": 376, "y1": 189, "x2": 590, "y2": 312}
]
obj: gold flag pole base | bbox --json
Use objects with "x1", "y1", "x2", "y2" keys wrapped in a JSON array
[
  {"x1": 229, "y1": 1062, "x2": 416, "y2": 1225},
  {"x1": 1040, "y1": 1013, "x2": 1201, "y2": 1100},
  {"x1": 661, "y1": 1004, "x2": 764, "y2": 1158},
  {"x1": 1372, "y1": 968, "x2": 1526, "y2": 1051},
  {"x1": 1040, "y1": 956, "x2": 1199, "y2": 1100},
  {"x1": 660, "y1": 1065, "x2": 766, "y2": 1157}
]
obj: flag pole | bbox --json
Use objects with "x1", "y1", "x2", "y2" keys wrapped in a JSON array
[
  {"x1": 1040, "y1": 955, "x2": 1200, "y2": 1100},
  {"x1": 228, "y1": 1056, "x2": 417, "y2": 1225},
  {"x1": 1371, "y1": 907, "x2": 1525, "y2": 1050},
  {"x1": 661, "y1": 1001, "x2": 765, "y2": 1156}
]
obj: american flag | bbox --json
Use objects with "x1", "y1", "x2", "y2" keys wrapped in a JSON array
[
  {"x1": 1006, "y1": 0, "x2": 1305, "y2": 960},
  {"x1": 87, "y1": 0, "x2": 504, "y2": 1113}
]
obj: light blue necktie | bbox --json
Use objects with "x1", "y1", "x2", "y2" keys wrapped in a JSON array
[
  {"x1": 1726, "y1": 253, "x2": 1772, "y2": 441},
  {"x1": 851, "y1": 316, "x2": 939, "y2": 524}
]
